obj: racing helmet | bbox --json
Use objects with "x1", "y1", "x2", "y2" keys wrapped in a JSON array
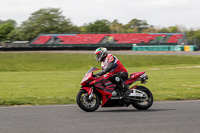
[{"x1": 94, "y1": 47, "x2": 108, "y2": 63}]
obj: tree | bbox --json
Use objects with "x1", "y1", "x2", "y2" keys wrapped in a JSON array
[
  {"x1": 158, "y1": 27, "x2": 170, "y2": 33},
  {"x1": 0, "y1": 19, "x2": 17, "y2": 27},
  {"x1": 186, "y1": 29, "x2": 200, "y2": 39},
  {"x1": 0, "y1": 23, "x2": 15, "y2": 41},
  {"x1": 85, "y1": 19, "x2": 111, "y2": 33},
  {"x1": 124, "y1": 19, "x2": 149, "y2": 33},
  {"x1": 143, "y1": 25, "x2": 158, "y2": 33},
  {"x1": 193, "y1": 31, "x2": 200, "y2": 39},
  {"x1": 110, "y1": 19, "x2": 125, "y2": 33},
  {"x1": 14, "y1": 8, "x2": 80, "y2": 41},
  {"x1": 169, "y1": 26, "x2": 180, "y2": 33}
]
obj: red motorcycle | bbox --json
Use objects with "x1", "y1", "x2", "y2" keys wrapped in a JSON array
[{"x1": 76, "y1": 67, "x2": 153, "y2": 112}]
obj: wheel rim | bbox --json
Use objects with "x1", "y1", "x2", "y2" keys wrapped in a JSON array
[
  {"x1": 80, "y1": 92, "x2": 97, "y2": 108},
  {"x1": 137, "y1": 91, "x2": 151, "y2": 106}
]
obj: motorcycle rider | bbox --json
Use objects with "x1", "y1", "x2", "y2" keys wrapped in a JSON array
[{"x1": 94, "y1": 47, "x2": 131, "y2": 96}]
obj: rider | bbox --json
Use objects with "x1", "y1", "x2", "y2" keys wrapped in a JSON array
[{"x1": 94, "y1": 47, "x2": 130, "y2": 96}]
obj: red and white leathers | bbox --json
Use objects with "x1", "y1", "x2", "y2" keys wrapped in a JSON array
[{"x1": 101, "y1": 53, "x2": 127, "y2": 75}]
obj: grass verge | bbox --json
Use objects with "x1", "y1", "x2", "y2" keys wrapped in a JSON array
[{"x1": 0, "y1": 53, "x2": 200, "y2": 105}]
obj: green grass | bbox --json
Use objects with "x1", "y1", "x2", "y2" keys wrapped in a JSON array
[
  {"x1": 0, "y1": 71, "x2": 80, "y2": 105},
  {"x1": 0, "y1": 53, "x2": 200, "y2": 105},
  {"x1": 1, "y1": 53, "x2": 200, "y2": 71}
]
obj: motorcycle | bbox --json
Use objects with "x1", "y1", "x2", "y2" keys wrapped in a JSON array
[{"x1": 76, "y1": 67, "x2": 153, "y2": 112}]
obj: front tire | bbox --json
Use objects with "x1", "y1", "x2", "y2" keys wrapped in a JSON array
[
  {"x1": 132, "y1": 86, "x2": 153, "y2": 110},
  {"x1": 76, "y1": 89, "x2": 100, "y2": 112}
]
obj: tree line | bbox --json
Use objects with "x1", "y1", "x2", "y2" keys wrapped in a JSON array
[{"x1": 0, "y1": 7, "x2": 200, "y2": 42}]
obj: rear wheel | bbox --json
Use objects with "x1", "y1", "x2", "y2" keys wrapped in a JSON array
[
  {"x1": 76, "y1": 89, "x2": 100, "y2": 112},
  {"x1": 132, "y1": 86, "x2": 153, "y2": 110}
]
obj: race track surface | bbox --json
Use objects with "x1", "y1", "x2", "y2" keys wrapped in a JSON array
[{"x1": 0, "y1": 100, "x2": 199, "y2": 133}]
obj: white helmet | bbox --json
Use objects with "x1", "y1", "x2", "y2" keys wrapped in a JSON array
[{"x1": 94, "y1": 47, "x2": 108, "y2": 63}]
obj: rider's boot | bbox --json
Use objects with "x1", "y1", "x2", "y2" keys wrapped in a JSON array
[{"x1": 122, "y1": 83, "x2": 131, "y2": 96}]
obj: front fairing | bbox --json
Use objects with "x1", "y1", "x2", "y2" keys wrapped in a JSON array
[
  {"x1": 81, "y1": 67, "x2": 99, "y2": 86},
  {"x1": 81, "y1": 67, "x2": 115, "y2": 107},
  {"x1": 84, "y1": 67, "x2": 99, "y2": 76}
]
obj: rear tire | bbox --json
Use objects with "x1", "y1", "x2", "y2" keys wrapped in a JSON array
[
  {"x1": 132, "y1": 86, "x2": 153, "y2": 110},
  {"x1": 76, "y1": 89, "x2": 100, "y2": 112}
]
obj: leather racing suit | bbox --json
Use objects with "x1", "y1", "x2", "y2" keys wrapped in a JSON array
[{"x1": 95, "y1": 53, "x2": 129, "y2": 94}]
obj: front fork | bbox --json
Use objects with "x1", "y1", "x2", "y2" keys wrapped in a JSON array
[
  {"x1": 81, "y1": 86, "x2": 94, "y2": 99},
  {"x1": 88, "y1": 89, "x2": 94, "y2": 100}
]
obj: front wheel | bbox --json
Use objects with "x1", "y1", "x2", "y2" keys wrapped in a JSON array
[
  {"x1": 132, "y1": 86, "x2": 153, "y2": 110},
  {"x1": 76, "y1": 89, "x2": 100, "y2": 112}
]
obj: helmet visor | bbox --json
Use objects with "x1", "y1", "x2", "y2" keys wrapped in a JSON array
[{"x1": 95, "y1": 54, "x2": 101, "y2": 63}]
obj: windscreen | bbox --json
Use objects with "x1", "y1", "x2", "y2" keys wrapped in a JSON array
[{"x1": 84, "y1": 67, "x2": 98, "y2": 76}]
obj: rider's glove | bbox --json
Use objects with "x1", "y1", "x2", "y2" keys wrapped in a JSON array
[
  {"x1": 94, "y1": 62, "x2": 114, "y2": 77},
  {"x1": 95, "y1": 71, "x2": 105, "y2": 77}
]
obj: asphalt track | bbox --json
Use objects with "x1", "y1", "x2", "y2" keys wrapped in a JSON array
[{"x1": 0, "y1": 100, "x2": 199, "y2": 133}]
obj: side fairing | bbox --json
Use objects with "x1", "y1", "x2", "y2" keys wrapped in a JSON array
[
  {"x1": 94, "y1": 79, "x2": 116, "y2": 93},
  {"x1": 94, "y1": 79, "x2": 116, "y2": 106}
]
